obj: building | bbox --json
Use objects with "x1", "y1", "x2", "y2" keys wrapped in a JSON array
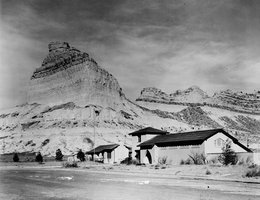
[
  {"x1": 129, "y1": 127, "x2": 168, "y2": 163},
  {"x1": 86, "y1": 144, "x2": 129, "y2": 164},
  {"x1": 131, "y1": 128, "x2": 252, "y2": 165}
]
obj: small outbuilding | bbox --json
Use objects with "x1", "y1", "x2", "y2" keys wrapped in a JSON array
[
  {"x1": 136, "y1": 128, "x2": 252, "y2": 165},
  {"x1": 86, "y1": 144, "x2": 129, "y2": 164}
]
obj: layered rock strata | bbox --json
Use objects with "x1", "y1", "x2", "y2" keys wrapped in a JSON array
[
  {"x1": 137, "y1": 87, "x2": 260, "y2": 114},
  {"x1": 28, "y1": 42, "x2": 124, "y2": 109}
]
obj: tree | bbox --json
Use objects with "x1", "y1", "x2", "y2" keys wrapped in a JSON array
[
  {"x1": 55, "y1": 149, "x2": 63, "y2": 161},
  {"x1": 218, "y1": 140, "x2": 238, "y2": 165},
  {"x1": 35, "y1": 152, "x2": 43, "y2": 163},
  {"x1": 13, "y1": 153, "x2": 19, "y2": 162},
  {"x1": 77, "y1": 149, "x2": 85, "y2": 161}
]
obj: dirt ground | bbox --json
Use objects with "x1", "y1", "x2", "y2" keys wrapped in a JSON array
[
  {"x1": 0, "y1": 164, "x2": 259, "y2": 200},
  {"x1": 0, "y1": 161, "x2": 259, "y2": 183}
]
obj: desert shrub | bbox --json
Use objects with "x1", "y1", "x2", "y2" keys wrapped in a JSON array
[
  {"x1": 63, "y1": 161, "x2": 78, "y2": 168},
  {"x1": 161, "y1": 165, "x2": 166, "y2": 169},
  {"x1": 77, "y1": 149, "x2": 85, "y2": 161},
  {"x1": 237, "y1": 158, "x2": 245, "y2": 165},
  {"x1": 245, "y1": 166, "x2": 260, "y2": 177},
  {"x1": 180, "y1": 158, "x2": 192, "y2": 165},
  {"x1": 35, "y1": 152, "x2": 43, "y2": 163},
  {"x1": 13, "y1": 153, "x2": 19, "y2": 162},
  {"x1": 121, "y1": 157, "x2": 139, "y2": 165},
  {"x1": 158, "y1": 156, "x2": 167, "y2": 165},
  {"x1": 245, "y1": 156, "x2": 253, "y2": 165},
  {"x1": 209, "y1": 157, "x2": 219, "y2": 165},
  {"x1": 218, "y1": 140, "x2": 238, "y2": 165},
  {"x1": 189, "y1": 152, "x2": 206, "y2": 165},
  {"x1": 205, "y1": 169, "x2": 212, "y2": 175},
  {"x1": 55, "y1": 149, "x2": 63, "y2": 161},
  {"x1": 154, "y1": 164, "x2": 160, "y2": 169}
]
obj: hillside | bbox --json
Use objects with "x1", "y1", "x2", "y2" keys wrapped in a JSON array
[
  {"x1": 137, "y1": 87, "x2": 260, "y2": 114},
  {"x1": 0, "y1": 42, "x2": 259, "y2": 156}
]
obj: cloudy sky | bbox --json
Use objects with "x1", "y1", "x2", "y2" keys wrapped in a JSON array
[{"x1": 1, "y1": 0, "x2": 260, "y2": 109}]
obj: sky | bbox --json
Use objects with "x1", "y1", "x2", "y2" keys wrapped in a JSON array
[{"x1": 1, "y1": 0, "x2": 260, "y2": 109}]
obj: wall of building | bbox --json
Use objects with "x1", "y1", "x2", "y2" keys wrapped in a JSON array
[
  {"x1": 204, "y1": 132, "x2": 247, "y2": 154},
  {"x1": 131, "y1": 134, "x2": 158, "y2": 160},
  {"x1": 103, "y1": 145, "x2": 129, "y2": 164},
  {"x1": 114, "y1": 145, "x2": 129, "y2": 163},
  {"x1": 140, "y1": 144, "x2": 205, "y2": 165},
  {"x1": 157, "y1": 144, "x2": 205, "y2": 165}
]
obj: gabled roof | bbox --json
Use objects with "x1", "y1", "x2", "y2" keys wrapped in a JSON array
[
  {"x1": 129, "y1": 127, "x2": 168, "y2": 136},
  {"x1": 138, "y1": 128, "x2": 252, "y2": 152},
  {"x1": 86, "y1": 144, "x2": 119, "y2": 154}
]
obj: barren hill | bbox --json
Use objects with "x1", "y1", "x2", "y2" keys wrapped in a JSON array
[{"x1": 0, "y1": 42, "x2": 259, "y2": 156}]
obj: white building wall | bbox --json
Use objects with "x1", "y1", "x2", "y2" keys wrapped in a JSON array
[
  {"x1": 114, "y1": 145, "x2": 129, "y2": 163},
  {"x1": 131, "y1": 134, "x2": 159, "y2": 159},
  {"x1": 204, "y1": 132, "x2": 247, "y2": 154},
  {"x1": 141, "y1": 144, "x2": 205, "y2": 165},
  {"x1": 157, "y1": 144, "x2": 204, "y2": 165}
]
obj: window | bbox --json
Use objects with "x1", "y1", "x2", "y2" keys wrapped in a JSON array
[
  {"x1": 138, "y1": 135, "x2": 141, "y2": 143},
  {"x1": 214, "y1": 138, "x2": 224, "y2": 148}
]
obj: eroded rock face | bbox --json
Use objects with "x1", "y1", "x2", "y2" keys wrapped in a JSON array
[
  {"x1": 28, "y1": 42, "x2": 124, "y2": 109},
  {"x1": 136, "y1": 86, "x2": 260, "y2": 114},
  {"x1": 210, "y1": 90, "x2": 260, "y2": 111},
  {"x1": 137, "y1": 86, "x2": 209, "y2": 104},
  {"x1": 32, "y1": 41, "x2": 90, "y2": 79}
]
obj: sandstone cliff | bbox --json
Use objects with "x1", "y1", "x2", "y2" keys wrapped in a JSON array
[{"x1": 28, "y1": 42, "x2": 124, "y2": 109}]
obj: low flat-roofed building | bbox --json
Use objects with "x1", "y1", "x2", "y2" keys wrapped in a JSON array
[
  {"x1": 87, "y1": 144, "x2": 129, "y2": 164},
  {"x1": 135, "y1": 128, "x2": 252, "y2": 165}
]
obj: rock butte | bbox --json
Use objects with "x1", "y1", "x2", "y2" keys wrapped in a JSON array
[{"x1": 28, "y1": 42, "x2": 124, "y2": 109}]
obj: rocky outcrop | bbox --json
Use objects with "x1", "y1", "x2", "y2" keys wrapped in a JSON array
[
  {"x1": 137, "y1": 87, "x2": 260, "y2": 114},
  {"x1": 28, "y1": 42, "x2": 124, "y2": 109},
  {"x1": 137, "y1": 86, "x2": 209, "y2": 104},
  {"x1": 209, "y1": 90, "x2": 260, "y2": 112},
  {"x1": 32, "y1": 42, "x2": 91, "y2": 79}
]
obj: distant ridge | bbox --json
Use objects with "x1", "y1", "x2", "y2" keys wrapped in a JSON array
[{"x1": 136, "y1": 87, "x2": 260, "y2": 114}]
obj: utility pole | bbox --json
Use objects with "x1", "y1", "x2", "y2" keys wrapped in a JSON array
[{"x1": 93, "y1": 109, "x2": 100, "y2": 163}]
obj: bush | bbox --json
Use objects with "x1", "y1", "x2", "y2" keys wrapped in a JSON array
[
  {"x1": 77, "y1": 149, "x2": 85, "y2": 161},
  {"x1": 180, "y1": 158, "x2": 192, "y2": 165},
  {"x1": 35, "y1": 152, "x2": 43, "y2": 163},
  {"x1": 245, "y1": 166, "x2": 260, "y2": 177},
  {"x1": 154, "y1": 164, "x2": 160, "y2": 169},
  {"x1": 13, "y1": 153, "x2": 19, "y2": 162},
  {"x1": 121, "y1": 157, "x2": 139, "y2": 165},
  {"x1": 189, "y1": 152, "x2": 206, "y2": 165},
  {"x1": 63, "y1": 161, "x2": 78, "y2": 168},
  {"x1": 158, "y1": 156, "x2": 167, "y2": 165},
  {"x1": 55, "y1": 149, "x2": 63, "y2": 161},
  {"x1": 218, "y1": 140, "x2": 238, "y2": 165},
  {"x1": 209, "y1": 157, "x2": 219, "y2": 165},
  {"x1": 205, "y1": 169, "x2": 212, "y2": 175}
]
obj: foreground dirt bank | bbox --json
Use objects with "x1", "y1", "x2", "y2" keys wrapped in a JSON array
[{"x1": 0, "y1": 161, "x2": 259, "y2": 184}]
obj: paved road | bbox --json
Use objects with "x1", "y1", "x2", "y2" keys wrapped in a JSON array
[{"x1": 0, "y1": 168, "x2": 259, "y2": 200}]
